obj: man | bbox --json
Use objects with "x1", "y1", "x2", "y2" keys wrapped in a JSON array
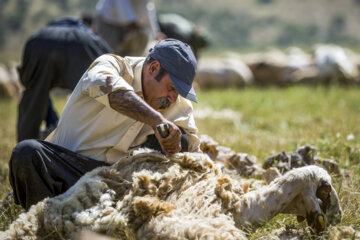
[
  {"x1": 17, "y1": 17, "x2": 112, "y2": 142},
  {"x1": 9, "y1": 38, "x2": 200, "y2": 210}
]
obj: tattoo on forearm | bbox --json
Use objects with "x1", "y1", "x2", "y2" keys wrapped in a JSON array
[{"x1": 109, "y1": 89, "x2": 163, "y2": 127}]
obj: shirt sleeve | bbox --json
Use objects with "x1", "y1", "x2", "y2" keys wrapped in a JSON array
[
  {"x1": 173, "y1": 108, "x2": 201, "y2": 153},
  {"x1": 183, "y1": 114, "x2": 201, "y2": 153},
  {"x1": 81, "y1": 54, "x2": 134, "y2": 108}
]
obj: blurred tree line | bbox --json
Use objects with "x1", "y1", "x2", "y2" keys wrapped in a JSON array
[
  {"x1": 0, "y1": 0, "x2": 359, "y2": 60},
  {"x1": 155, "y1": 0, "x2": 360, "y2": 50}
]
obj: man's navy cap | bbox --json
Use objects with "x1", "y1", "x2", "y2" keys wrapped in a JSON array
[{"x1": 149, "y1": 38, "x2": 198, "y2": 103}]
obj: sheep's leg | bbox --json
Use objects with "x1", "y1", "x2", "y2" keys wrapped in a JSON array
[{"x1": 232, "y1": 166, "x2": 341, "y2": 233}]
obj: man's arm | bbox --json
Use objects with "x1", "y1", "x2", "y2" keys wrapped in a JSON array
[
  {"x1": 109, "y1": 89, "x2": 164, "y2": 128},
  {"x1": 108, "y1": 88, "x2": 181, "y2": 154}
]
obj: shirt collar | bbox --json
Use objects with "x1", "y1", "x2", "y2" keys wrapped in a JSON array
[{"x1": 133, "y1": 59, "x2": 144, "y2": 97}]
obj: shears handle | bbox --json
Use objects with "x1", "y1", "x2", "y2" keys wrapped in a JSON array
[{"x1": 156, "y1": 123, "x2": 170, "y2": 138}]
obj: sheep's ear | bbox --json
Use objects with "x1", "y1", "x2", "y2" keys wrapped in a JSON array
[
  {"x1": 316, "y1": 180, "x2": 331, "y2": 213},
  {"x1": 297, "y1": 215, "x2": 305, "y2": 223}
]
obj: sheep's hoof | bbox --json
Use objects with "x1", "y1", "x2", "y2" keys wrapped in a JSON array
[{"x1": 306, "y1": 211, "x2": 327, "y2": 234}]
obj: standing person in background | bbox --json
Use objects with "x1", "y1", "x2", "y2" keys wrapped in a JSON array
[
  {"x1": 17, "y1": 17, "x2": 112, "y2": 142},
  {"x1": 95, "y1": 0, "x2": 165, "y2": 56}
]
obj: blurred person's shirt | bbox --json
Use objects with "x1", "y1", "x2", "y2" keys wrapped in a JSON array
[{"x1": 96, "y1": 0, "x2": 160, "y2": 38}]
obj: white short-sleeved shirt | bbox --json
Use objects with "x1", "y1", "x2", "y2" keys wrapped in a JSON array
[
  {"x1": 46, "y1": 54, "x2": 200, "y2": 164},
  {"x1": 96, "y1": 0, "x2": 160, "y2": 36}
]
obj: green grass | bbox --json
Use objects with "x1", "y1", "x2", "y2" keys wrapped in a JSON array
[
  {"x1": 195, "y1": 86, "x2": 360, "y2": 238},
  {"x1": 0, "y1": 86, "x2": 359, "y2": 238},
  {"x1": 196, "y1": 86, "x2": 360, "y2": 161},
  {"x1": 0, "y1": 99, "x2": 17, "y2": 198}
]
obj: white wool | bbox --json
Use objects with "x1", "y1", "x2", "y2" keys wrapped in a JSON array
[{"x1": 1, "y1": 150, "x2": 342, "y2": 240}]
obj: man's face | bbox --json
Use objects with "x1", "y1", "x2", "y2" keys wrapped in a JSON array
[{"x1": 143, "y1": 61, "x2": 179, "y2": 110}]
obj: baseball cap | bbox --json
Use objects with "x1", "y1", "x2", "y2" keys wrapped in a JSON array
[{"x1": 148, "y1": 38, "x2": 198, "y2": 103}]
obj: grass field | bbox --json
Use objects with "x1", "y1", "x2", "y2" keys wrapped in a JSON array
[{"x1": 0, "y1": 86, "x2": 359, "y2": 238}]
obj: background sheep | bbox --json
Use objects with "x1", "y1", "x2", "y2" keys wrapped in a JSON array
[{"x1": 0, "y1": 149, "x2": 342, "y2": 239}]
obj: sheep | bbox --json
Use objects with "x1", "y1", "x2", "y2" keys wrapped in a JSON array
[
  {"x1": 194, "y1": 55, "x2": 254, "y2": 89},
  {"x1": 313, "y1": 44, "x2": 359, "y2": 84},
  {"x1": 0, "y1": 149, "x2": 342, "y2": 240},
  {"x1": 242, "y1": 48, "x2": 297, "y2": 86}
]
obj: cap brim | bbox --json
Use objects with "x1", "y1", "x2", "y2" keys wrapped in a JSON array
[{"x1": 169, "y1": 73, "x2": 198, "y2": 103}]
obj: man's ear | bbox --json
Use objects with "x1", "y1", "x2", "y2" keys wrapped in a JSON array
[{"x1": 149, "y1": 60, "x2": 161, "y2": 76}]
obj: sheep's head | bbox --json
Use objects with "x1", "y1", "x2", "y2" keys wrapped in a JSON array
[
  {"x1": 305, "y1": 180, "x2": 342, "y2": 234},
  {"x1": 294, "y1": 179, "x2": 342, "y2": 234}
]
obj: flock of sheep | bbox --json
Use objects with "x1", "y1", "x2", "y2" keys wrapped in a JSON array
[
  {"x1": 1, "y1": 44, "x2": 360, "y2": 100},
  {"x1": 195, "y1": 44, "x2": 360, "y2": 88}
]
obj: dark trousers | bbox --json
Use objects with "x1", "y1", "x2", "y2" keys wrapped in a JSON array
[
  {"x1": 46, "y1": 98, "x2": 59, "y2": 128},
  {"x1": 9, "y1": 132, "x2": 188, "y2": 210},
  {"x1": 9, "y1": 140, "x2": 109, "y2": 210}
]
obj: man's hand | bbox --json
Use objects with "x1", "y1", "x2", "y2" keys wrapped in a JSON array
[
  {"x1": 154, "y1": 121, "x2": 181, "y2": 155},
  {"x1": 108, "y1": 89, "x2": 182, "y2": 155}
]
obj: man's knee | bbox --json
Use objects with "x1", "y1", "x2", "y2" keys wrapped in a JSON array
[{"x1": 10, "y1": 139, "x2": 43, "y2": 173}]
